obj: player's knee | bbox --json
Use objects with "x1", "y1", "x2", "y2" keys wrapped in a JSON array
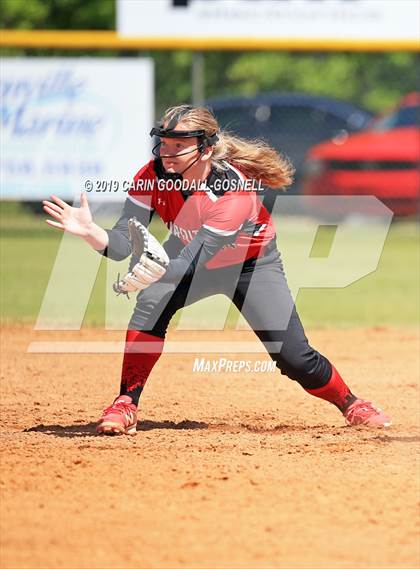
[{"x1": 129, "y1": 284, "x2": 180, "y2": 334}]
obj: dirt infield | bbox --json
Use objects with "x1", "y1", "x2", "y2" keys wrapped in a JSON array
[{"x1": 1, "y1": 325, "x2": 419, "y2": 569}]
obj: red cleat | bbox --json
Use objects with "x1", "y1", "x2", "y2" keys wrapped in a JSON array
[
  {"x1": 96, "y1": 395, "x2": 137, "y2": 435},
  {"x1": 343, "y1": 398, "x2": 391, "y2": 428}
]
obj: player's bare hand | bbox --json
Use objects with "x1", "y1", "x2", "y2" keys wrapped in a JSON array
[{"x1": 42, "y1": 192, "x2": 93, "y2": 237}]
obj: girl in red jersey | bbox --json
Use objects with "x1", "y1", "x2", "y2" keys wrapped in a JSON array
[{"x1": 43, "y1": 105, "x2": 391, "y2": 434}]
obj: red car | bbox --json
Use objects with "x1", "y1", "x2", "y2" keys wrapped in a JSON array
[{"x1": 301, "y1": 94, "x2": 420, "y2": 216}]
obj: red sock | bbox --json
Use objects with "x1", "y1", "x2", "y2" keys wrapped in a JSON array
[
  {"x1": 305, "y1": 365, "x2": 356, "y2": 411},
  {"x1": 120, "y1": 330, "x2": 165, "y2": 404}
]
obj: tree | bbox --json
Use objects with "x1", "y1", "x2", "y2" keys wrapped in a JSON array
[{"x1": 1, "y1": 0, "x2": 418, "y2": 114}]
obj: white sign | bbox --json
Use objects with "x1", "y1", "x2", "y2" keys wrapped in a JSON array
[
  {"x1": 0, "y1": 58, "x2": 154, "y2": 201},
  {"x1": 117, "y1": 0, "x2": 420, "y2": 44}
]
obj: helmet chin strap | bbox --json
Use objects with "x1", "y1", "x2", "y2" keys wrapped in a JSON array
[
  {"x1": 176, "y1": 150, "x2": 204, "y2": 181},
  {"x1": 155, "y1": 145, "x2": 205, "y2": 182}
]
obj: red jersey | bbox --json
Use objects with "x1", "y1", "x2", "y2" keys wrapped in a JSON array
[{"x1": 127, "y1": 159, "x2": 276, "y2": 269}]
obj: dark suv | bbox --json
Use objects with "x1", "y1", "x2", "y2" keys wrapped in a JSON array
[{"x1": 206, "y1": 92, "x2": 373, "y2": 193}]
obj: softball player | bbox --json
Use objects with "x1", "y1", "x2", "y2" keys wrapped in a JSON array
[{"x1": 43, "y1": 105, "x2": 391, "y2": 434}]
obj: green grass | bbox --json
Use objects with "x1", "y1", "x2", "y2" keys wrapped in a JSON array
[
  {"x1": 1, "y1": 202, "x2": 418, "y2": 328},
  {"x1": 293, "y1": 219, "x2": 419, "y2": 328}
]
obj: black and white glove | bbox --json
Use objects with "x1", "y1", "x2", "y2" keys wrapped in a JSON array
[{"x1": 113, "y1": 218, "x2": 169, "y2": 296}]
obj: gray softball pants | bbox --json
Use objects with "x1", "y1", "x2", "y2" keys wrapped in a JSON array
[{"x1": 128, "y1": 249, "x2": 332, "y2": 390}]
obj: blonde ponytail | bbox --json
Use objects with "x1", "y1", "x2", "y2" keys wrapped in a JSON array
[{"x1": 212, "y1": 132, "x2": 294, "y2": 190}]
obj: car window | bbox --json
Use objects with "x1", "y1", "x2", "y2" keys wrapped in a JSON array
[
  {"x1": 372, "y1": 105, "x2": 420, "y2": 131},
  {"x1": 270, "y1": 105, "x2": 331, "y2": 134},
  {"x1": 212, "y1": 106, "x2": 257, "y2": 137},
  {"x1": 212, "y1": 104, "x2": 356, "y2": 139}
]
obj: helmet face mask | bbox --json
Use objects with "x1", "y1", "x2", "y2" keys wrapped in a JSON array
[
  {"x1": 150, "y1": 126, "x2": 206, "y2": 139},
  {"x1": 150, "y1": 106, "x2": 219, "y2": 180},
  {"x1": 150, "y1": 132, "x2": 205, "y2": 159},
  {"x1": 150, "y1": 127, "x2": 218, "y2": 159}
]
